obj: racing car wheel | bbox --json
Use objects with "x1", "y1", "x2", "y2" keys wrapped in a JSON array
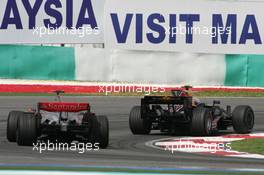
[
  {"x1": 6, "y1": 111, "x2": 23, "y2": 142},
  {"x1": 191, "y1": 106, "x2": 213, "y2": 136},
  {"x1": 232, "y1": 105, "x2": 254, "y2": 134}
]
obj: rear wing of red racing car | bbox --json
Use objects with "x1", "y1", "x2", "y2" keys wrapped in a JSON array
[{"x1": 38, "y1": 102, "x2": 90, "y2": 112}]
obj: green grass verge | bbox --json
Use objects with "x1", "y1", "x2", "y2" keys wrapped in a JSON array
[
  {"x1": 192, "y1": 91, "x2": 264, "y2": 97},
  {"x1": 232, "y1": 138, "x2": 264, "y2": 155},
  {"x1": 0, "y1": 90, "x2": 264, "y2": 97},
  {"x1": 0, "y1": 166, "x2": 263, "y2": 175}
]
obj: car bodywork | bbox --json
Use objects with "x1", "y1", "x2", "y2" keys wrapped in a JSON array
[
  {"x1": 7, "y1": 91, "x2": 109, "y2": 148},
  {"x1": 129, "y1": 87, "x2": 255, "y2": 136}
]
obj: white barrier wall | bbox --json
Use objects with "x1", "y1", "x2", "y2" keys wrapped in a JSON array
[
  {"x1": 75, "y1": 46, "x2": 111, "y2": 81},
  {"x1": 75, "y1": 45, "x2": 226, "y2": 85},
  {"x1": 1, "y1": 45, "x2": 263, "y2": 87}
]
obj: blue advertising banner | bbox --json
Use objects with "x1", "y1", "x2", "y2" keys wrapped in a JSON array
[
  {"x1": 105, "y1": 0, "x2": 264, "y2": 54},
  {"x1": 0, "y1": 0, "x2": 104, "y2": 43}
]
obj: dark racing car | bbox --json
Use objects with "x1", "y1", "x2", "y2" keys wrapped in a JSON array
[
  {"x1": 6, "y1": 90, "x2": 109, "y2": 148},
  {"x1": 129, "y1": 86, "x2": 255, "y2": 136}
]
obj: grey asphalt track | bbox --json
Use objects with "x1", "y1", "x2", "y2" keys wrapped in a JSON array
[{"x1": 0, "y1": 96, "x2": 264, "y2": 170}]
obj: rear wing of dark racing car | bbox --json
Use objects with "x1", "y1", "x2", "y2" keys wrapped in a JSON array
[{"x1": 140, "y1": 96, "x2": 193, "y2": 119}]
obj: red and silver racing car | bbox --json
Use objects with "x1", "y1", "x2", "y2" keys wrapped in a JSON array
[{"x1": 6, "y1": 91, "x2": 109, "y2": 148}]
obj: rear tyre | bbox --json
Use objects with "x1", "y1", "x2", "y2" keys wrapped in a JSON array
[
  {"x1": 89, "y1": 115, "x2": 109, "y2": 149},
  {"x1": 6, "y1": 111, "x2": 23, "y2": 142},
  {"x1": 232, "y1": 105, "x2": 254, "y2": 134},
  {"x1": 17, "y1": 113, "x2": 37, "y2": 146},
  {"x1": 129, "y1": 106, "x2": 151, "y2": 135},
  {"x1": 191, "y1": 107, "x2": 213, "y2": 136}
]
